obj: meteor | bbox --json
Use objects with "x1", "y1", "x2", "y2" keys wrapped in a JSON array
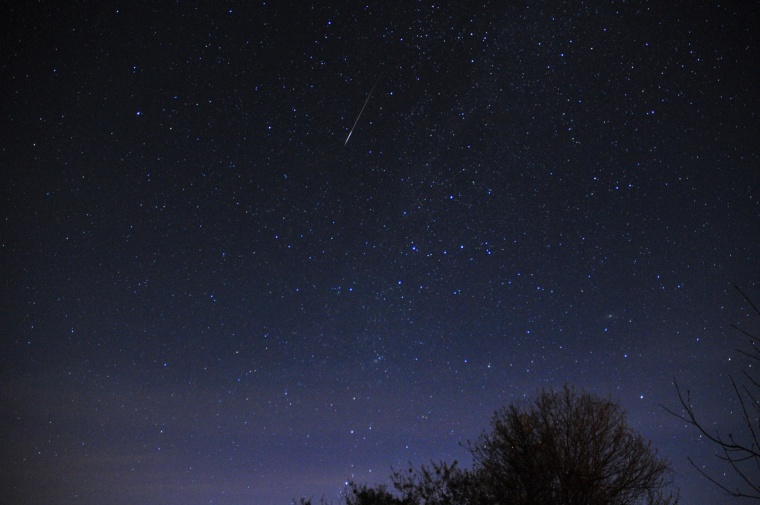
[{"x1": 344, "y1": 75, "x2": 381, "y2": 146}]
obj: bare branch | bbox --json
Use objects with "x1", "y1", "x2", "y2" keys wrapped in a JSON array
[
  {"x1": 665, "y1": 285, "x2": 760, "y2": 499},
  {"x1": 736, "y1": 285, "x2": 760, "y2": 318}
]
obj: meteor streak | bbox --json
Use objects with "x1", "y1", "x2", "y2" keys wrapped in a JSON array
[{"x1": 344, "y1": 75, "x2": 381, "y2": 146}]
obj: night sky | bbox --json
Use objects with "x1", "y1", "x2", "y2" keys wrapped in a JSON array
[{"x1": 2, "y1": 1, "x2": 759, "y2": 504}]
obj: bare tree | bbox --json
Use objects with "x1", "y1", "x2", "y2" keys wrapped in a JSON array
[
  {"x1": 344, "y1": 483, "x2": 407, "y2": 505},
  {"x1": 470, "y1": 385, "x2": 678, "y2": 505},
  {"x1": 389, "y1": 461, "x2": 474, "y2": 505},
  {"x1": 299, "y1": 385, "x2": 679, "y2": 505},
  {"x1": 664, "y1": 285, "x2": 760, "y2": 500}
]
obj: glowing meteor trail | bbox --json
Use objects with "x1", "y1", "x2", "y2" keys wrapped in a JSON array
[{"x1": 344, "y1": 76, "x2": 381, "y2": 146}]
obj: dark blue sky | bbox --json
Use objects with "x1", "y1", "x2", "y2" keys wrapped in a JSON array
[{"x1": 2, "y1": 1, "x2": 758, "y2": 504}]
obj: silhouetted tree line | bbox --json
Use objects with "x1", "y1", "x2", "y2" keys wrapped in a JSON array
[{"x1": 296, "y1": 385, "x2": 679, "y2": 505}]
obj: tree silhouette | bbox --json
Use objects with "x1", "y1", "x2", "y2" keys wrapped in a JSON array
[
  {"x1": 296, "y1": 385, "x2": 678, "y2": 505},
  {"x1": 388, "y1": 461, "x2": 474, "y2": 505},
  {"x1": 468, "y1": 385, "x2": 678, "y2": 505},
  {"x1": 664, "y1": 285, "x2": 760, "y2": 500}
]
